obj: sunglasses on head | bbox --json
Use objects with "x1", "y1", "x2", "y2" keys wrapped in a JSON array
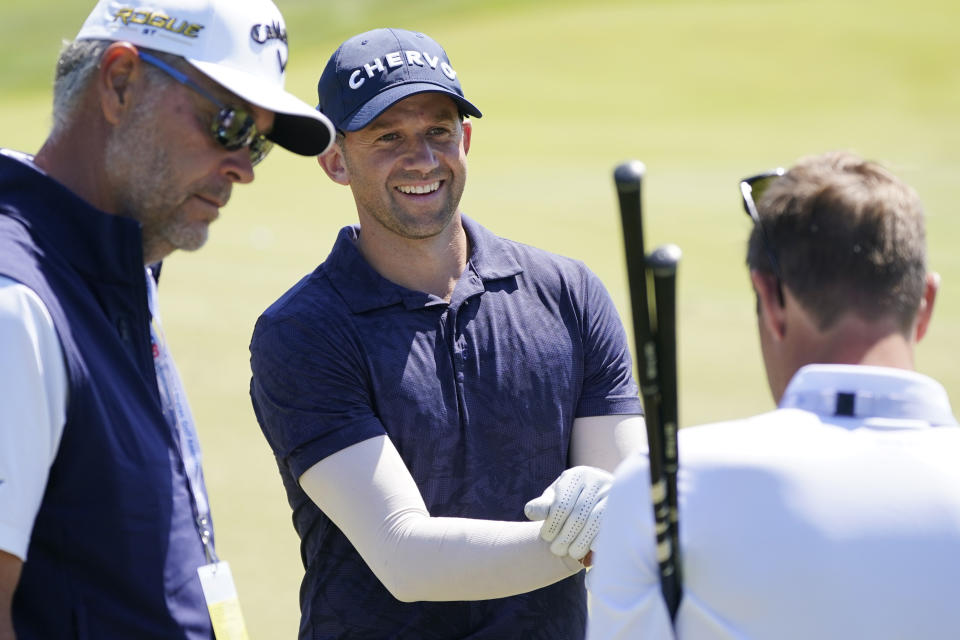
[
  {"x1": 740, "y1": 168, "x2": 786, "y2": 303},
  {"x1": 137, "y1": 50, "x2": 273, "y2": 166}
]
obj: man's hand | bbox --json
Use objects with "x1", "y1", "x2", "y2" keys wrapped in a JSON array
[{"x1": 524, "y1": 466, "x2": 613, "y2": 562}]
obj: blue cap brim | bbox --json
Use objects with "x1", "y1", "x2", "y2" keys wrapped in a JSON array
[{"x1": 339, "y1": 82, "x2": 482, "y2": 132}]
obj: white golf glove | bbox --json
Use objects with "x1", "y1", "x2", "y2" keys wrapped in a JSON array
[{"x1": 524, "y1": 466, "x2": 613, "y2": 561}]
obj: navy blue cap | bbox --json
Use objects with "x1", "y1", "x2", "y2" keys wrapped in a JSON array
[{"x1": 317, "y1": 28, "x2": 482, "y2": 132}]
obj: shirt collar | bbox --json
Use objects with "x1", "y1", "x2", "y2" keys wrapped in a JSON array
[
  {"x1": 779, "y1": 364, "x2": 957, "y2": 427},
  {"x1": 325, "y1": 214, "x2": 523, "y2": 314},
  {"x1": 462, "y1": 215, "x2": 524, "y2": 281}
]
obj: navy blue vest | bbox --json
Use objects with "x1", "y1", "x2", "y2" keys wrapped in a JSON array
[{"x1": 0, "y1": 152, "x2": 213, "y2": 639}]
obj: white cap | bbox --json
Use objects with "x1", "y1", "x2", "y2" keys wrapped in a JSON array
[{"x1": 76, "y1": 0, "x2": 334, "y2": 156}]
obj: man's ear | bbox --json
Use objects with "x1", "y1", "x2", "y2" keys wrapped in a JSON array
[
  {"x1": 461, "y1": 119, "x2": 472, "y2": 155},
  {"x1": 750, "y1": 270, "x2": 787, "y2": 340},
  {"x1": 318, "y1": 142, "x2": 350, "y2": 185},
  {"x1": 914, "y1": 271, "x2": 940, "y2": 342},
  {"x1": 98, "y1": 42, "x2": 143, "y2": 125}
]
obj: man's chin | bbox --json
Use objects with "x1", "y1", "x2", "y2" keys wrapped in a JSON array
[
  {"x1": 167, "y1": 224, "x2": 211, "y2": 255},
  {"x1": 389, "y1": 208, "x2": 459, "y2": 240},
  {"x1": 179, "y1": 233, "x2": 210, "y2": 253}
]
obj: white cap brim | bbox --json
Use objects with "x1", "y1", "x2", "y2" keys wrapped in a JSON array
[{"x1": 75, "y1": 0, "x2": 334, "y2": 156}]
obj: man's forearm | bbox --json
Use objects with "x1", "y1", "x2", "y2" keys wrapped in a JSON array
[
  {"x1": 0, "y1": 549, "x2": 22, "y2": 640},
  {"x1": 0, "y1": 616, "x2": 14, "y2": 640},
  {"x1": 300, "y1": 437, "x2": 582, "y2": 602},
  {"x1": 372, "y1": 514, "x2": 581, "y2": 602}
]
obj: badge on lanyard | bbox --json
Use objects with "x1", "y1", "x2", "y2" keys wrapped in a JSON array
[
  {"x1": 197, "y1": 561, "x2": 250, "y2": 640},
  {"x1": 147, "y1": 270, "x2": 249, "y2": 638}
]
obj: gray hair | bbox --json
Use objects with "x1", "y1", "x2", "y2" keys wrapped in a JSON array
[{"x1": 49, "y1": 39, "x2": 179, "y2": 140}]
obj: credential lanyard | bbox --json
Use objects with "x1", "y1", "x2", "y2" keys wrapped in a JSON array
[{"x1": 145, "y1": 269, "x2": 218, "y2": 564}]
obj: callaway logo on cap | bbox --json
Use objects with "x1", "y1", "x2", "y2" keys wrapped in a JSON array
[
  {"x1": 76, "y1": 0, "x2": 334, "y2": 156},
  {"x1": 317, "y1": 28, "x2": 482, "y2": 132}
]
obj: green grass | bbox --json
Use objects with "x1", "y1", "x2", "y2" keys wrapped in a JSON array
[{"x1": 3, "y1": 0, "x2": 959, "y2": 637}]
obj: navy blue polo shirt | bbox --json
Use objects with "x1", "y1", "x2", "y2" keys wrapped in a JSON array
[{"x1": 250, "y1": 215, "x2": 642, "y2": 639}]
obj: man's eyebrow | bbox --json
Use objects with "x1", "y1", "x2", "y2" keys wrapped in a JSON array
[
  {"x1": 364, "y1": 119, "x2": 394, "y2": 133},
  {"x1": 367, "y1": 108, "x2": 460, "y2": 132},
  {"x1": 428, "y1": 107, "x2": 459, "y2": 123}
]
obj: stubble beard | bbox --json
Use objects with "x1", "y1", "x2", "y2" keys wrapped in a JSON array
[{"x1": 104, "y1": 95, "x2": 211, "y2": 264}]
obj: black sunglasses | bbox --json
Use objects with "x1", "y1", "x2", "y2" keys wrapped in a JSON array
[
  {"x1": 740, "y1": 168, "x2": 786, "y2": 303},
  {"x1": 137, "y1": 51, "x2": 273, "y2": 166}
]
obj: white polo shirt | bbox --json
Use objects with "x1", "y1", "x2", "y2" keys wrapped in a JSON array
[{"x1": 587, "y1": 364, "x2": 960, "y2": 640}]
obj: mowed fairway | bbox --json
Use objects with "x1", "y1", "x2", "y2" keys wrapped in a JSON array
[{"x1": 2, "y1": 0, "x2": 959, "y2": 636}]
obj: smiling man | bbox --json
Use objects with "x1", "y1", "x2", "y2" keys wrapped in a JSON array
[
  {"x1": 249, "y1": 28, "x2": 647, "y2": 640},
  {"x1": 0, "y1": 1, "x2": 333, "y2": 638}
]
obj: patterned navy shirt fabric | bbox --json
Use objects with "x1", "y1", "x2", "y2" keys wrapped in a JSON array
[{"x1": 250, "y1": 215, "x2": 642, "y2": 639}]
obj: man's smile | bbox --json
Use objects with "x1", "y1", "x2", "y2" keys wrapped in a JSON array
[{"x1": 396, "y1": 181, "x2": 442, "y2": 195}]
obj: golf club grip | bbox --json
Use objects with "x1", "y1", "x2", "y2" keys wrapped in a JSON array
[
  {"x1": 613, "y1": 162, "x2": 664, "y2": 472},
  {"x1": 650, "y1": 244, "x2": 683, "y2": 614},
  {"x1": 613, "y1": 161, "x2": 654, "y2": 383},
  {"x1": 613, "y1": 162, "x2": 678, "y2": 616}
]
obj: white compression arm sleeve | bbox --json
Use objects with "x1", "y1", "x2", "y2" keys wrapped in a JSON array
[
  {"x1": 569, "y1": 414, "x2": 647, "y2": 471},
  {"x1": 298, "y1": 435, "x2": 583, "y2": 603}
]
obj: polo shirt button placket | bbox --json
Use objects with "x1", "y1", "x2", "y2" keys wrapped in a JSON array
[{"x1": 455, "y1": 334, "x2": 467, "y2": 383}]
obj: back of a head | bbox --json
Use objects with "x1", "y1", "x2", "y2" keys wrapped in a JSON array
[{"x1": 748, "y1": 151, "x2": 927, "y2": 334}]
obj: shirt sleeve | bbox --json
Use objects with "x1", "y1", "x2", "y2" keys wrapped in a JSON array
[
  {"x1": 250, "y1": 310, "x2": 388, "y2": 479},
  {"x1": 575, "y1": 266, "x2": 644, "y2": 418},
  {"x1": 586, "y1": 452, "x2": 675, "y2": 639},
  {"x1": 0, "y1": 277, "x2": 68, "y2": 560}
]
